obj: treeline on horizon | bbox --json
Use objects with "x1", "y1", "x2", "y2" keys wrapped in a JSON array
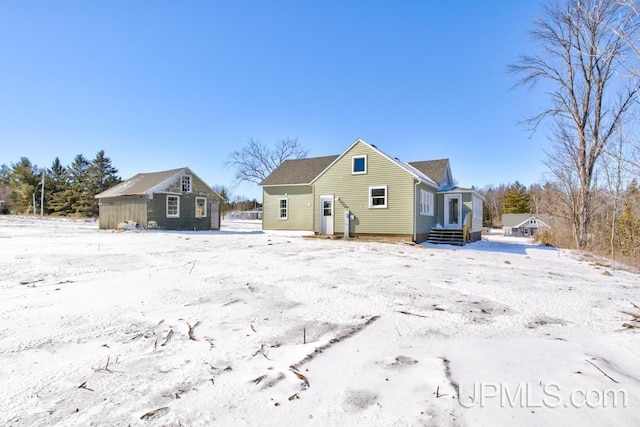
[{"x1": 0, "y1": 151, "x2": 122, "y2": 218}]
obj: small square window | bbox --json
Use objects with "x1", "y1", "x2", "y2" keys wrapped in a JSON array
[
  {"x1": 352, "y1": 155, "x2": 367, "y2": 174},
  {"x1": 369, "y1": 186, "x2": 387, "y2": 208}
]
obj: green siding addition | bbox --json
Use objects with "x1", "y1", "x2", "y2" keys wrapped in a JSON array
[{"x1": 262, "y1": 186, "x2": 314, "y2": 231}]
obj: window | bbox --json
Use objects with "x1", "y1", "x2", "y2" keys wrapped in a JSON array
[
  {"x1": 420, "y1": 189, "x2": 434, "y2": 216},
  {"x1": 167, "y1": 195, "x2": 180, "y2": 218},
  {"x1": 278, "y1": 198, "x2": 288, "y2": 220},
  {"x1": 369, "y1": 186, "x2": 387, "y2": 208},
  {"x1": 352, "y1": 155, "x2": 367, "y2": 174},
  {"x1": 181, "y1": 175, "x2": 192, "y2": 193},
  {"x1": 472, "y1": 195, "x2": 482, "y2": 222},
  {"x1": 195, "y1": 197, "x2": 207, "y2": 218}
]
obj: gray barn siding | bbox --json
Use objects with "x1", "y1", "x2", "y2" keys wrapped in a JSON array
[
  {"x1": 149, "y1": 193, "x2": 211, "y2": 230},
  {"x1": 98, "y1": 196, "x2": 147, "y2": 230}
]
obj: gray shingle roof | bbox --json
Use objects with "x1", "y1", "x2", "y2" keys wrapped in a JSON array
[
  {"x1": 95, "y1": 168, "x2": 186, "y2": 198},
  {"x1": 260, "y1": 155, "x2": 339, "y2": 185},
  {"x1": 408, "y1": 159, "x2": 449, "y2": 186}
]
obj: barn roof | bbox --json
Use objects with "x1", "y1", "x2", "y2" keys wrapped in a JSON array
[{"x1": 95, "y1": 167, "x2": 188, "y2": 198}]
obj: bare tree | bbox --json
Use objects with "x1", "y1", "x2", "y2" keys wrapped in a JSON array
[
  {"x1": 225, "y1": 138, "x2": 308, "y2": 185},
  {"x1": 510, "y1": 0, "x2": 640, "y2": 249}
]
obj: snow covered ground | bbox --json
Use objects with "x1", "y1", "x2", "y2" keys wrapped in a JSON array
[{"x1": 1, "y1": 216, "x2": 638, "y2": 426}]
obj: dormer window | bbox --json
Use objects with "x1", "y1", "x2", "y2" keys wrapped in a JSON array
[
  {"x1": 182, "y1": 175, "x2": 192, "y2": 193},
  {"x1": 352, "y1": 155, "x2": 367, "y2": 174}
]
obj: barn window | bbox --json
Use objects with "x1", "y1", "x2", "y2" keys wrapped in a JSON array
[
  {"x1": 195, "y1": 197, "x2": 207, "y2": 218},
  {"x1": 167, "y1": 195, "x2": 180, "y2": 218},
  {"x1": 182, "y1": 176, "x2": 192, "y2": 193}
]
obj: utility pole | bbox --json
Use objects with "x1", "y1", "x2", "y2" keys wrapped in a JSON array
[{"x1": 40, "y1": 170, "x2": 45, "y2": 216}]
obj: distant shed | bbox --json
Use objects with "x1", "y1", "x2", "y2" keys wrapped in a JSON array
[{"x1": 95, "y1": 167, "x2": 222, "y2": 230}]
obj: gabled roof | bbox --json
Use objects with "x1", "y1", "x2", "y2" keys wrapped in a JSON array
[
  {"x1": 501, "y1": 213, "x2": 553, "y2": 228},
  {"x1": 95, "y1": 167, "x2": 208, "y2": 199},
  {"x1": 310, "y1": 139, "x2": 439, "y2": 189},
  {"x1": 260, "y1": 155, "x2": 339, "y2": 186},
  {"x1": 409, "y1": 159, "x2": 450, "y2": 186}
]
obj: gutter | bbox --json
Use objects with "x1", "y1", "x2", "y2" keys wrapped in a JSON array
[{"x1": 413, "y1": 180, "x2": 420, "y2": 242}]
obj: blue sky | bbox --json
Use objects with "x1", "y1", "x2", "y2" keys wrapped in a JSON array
[{"x1": 0, "y1": 1, "x2": 549, "y2": 200}]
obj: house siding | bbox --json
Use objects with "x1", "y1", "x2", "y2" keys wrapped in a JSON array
[
  {"x1": 313, "y1": 141, "x2": 415, "y2": 236},
  {"x1": 98, "y1": 196, "x2": 147, "y2": 229},
  {"x1": 262, "y1": 186, "x2": 314, "y2": 231},
  {"x1": 414, "y1": 183, "x2": 437, "y2": 243}
]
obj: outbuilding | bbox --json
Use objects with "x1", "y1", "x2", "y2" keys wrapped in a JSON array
[{"x1": 95, "y1": 167, "x2": 221, "y2": 230}]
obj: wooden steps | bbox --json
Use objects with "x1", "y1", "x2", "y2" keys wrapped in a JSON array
[{"x1": 427, "y1": 228, "x2": 465, "y2": 245}]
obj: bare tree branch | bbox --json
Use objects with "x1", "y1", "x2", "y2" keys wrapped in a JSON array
[
  {"x1": 510, "y1": 0, "x2": 640, "y2": 248},
  {"x1": 225, "y1": 138, "x2": 308, "y2": 185}
]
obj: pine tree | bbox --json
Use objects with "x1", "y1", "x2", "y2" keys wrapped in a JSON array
[
  {"x1": 46, "y1": 157, "x2": 71, "y2": 215},
  {"x1": 7, "y1": 158, "x2": 41, "y2": 214},
  {"x1": 87, "y1": 150, "x2": 121, "y2": 216},
  {"x1": 67, "y1": 154, "x2": 92, "y2": 217},
  {"x1": 503, "y1": 181, "x2": 531, "y2": 214}
]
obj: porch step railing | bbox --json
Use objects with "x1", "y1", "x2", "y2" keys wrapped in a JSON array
[{"x1": 427, "y1": 228, "x2": 466, "y2": 245}]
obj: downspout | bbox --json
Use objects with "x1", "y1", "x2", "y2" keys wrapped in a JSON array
[{"x1": 413, "y1": 180, "x2": 419, "y2": 242}]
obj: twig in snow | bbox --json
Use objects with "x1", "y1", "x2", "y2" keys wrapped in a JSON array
[
  {"x1": 250, "y1": 324, "x2": 256, "y2": 333},
  {"x1": 161, "y1": 329, "x2": 174, "y2": 347},
  {"x1": 631, "y1": 302, "x2": 640, "y2": 311},
  {"x1": 585, "y1": 359, "x2": 618, "y2": 384},
  {"x1": 290, "y1": 368, "x2": 310, "y2": 388},
  {"x1": 303, "y1": 327, "x2": 306, "y2": 344},
  {"x1": 187, "y1": 321, "x2": 201, "y2": 340},
  {"x1": 19, "y1": 278, "x2": 44, "y2": 285},
  {"x1": 398, "y1": 310, "x2": 429, "y2": 318},
  {"x1": 140, "y1": 407, "x2": 169, "y2": 420},
  {"x1": 77, "y1": 381, "x2": 94, "y2": 391},
  {"x1": 188, "y1": 261, "x2": 195, "y2": 274}
]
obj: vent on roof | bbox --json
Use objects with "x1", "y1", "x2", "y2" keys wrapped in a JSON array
[{"x1": 370, "y1": 144, "x2": 377, "y2": 148}]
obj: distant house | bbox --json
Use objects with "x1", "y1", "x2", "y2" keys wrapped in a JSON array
[
  {"x1": 501, "y1": 213, "x2": 553, "y2": 237},
  {"x1": 260, "y1": 138, "x2": 484, "y2": 244},
  {"x1": 95, "y1": 167, "x2": 222, "y2": 231}
]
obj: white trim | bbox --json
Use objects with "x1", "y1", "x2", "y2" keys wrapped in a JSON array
[
  {"x1": 166, "y1": 195, "x2": 180, "y2": 218},
  {"x1": 278, "y1": 197, "x2": 288, "y2": 220},
  {"x1": 352, "y1": 154, "x2": 367, "y2": 174},
  {"x1": 195, "y1": 196, "x2": 207, "y2": 218},
  {"x1": 369, "y1": 185, "x2": 387, "y2": 208}
]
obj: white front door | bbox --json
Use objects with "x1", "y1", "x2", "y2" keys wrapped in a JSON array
[
  {"x1": 320, "y1": 195, "x2": 334, "y2": 235},
  {"x1": 444, "y1": 194, "x2": 462, "y2": 229}
]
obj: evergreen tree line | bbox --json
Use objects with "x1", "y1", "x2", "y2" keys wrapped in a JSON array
[
  {"x1": 479, "y1": 179, "x2": 640, "y2": 266},
  {"x1": 0, "y1": 150, "x2": 122, "y2": 217}
]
